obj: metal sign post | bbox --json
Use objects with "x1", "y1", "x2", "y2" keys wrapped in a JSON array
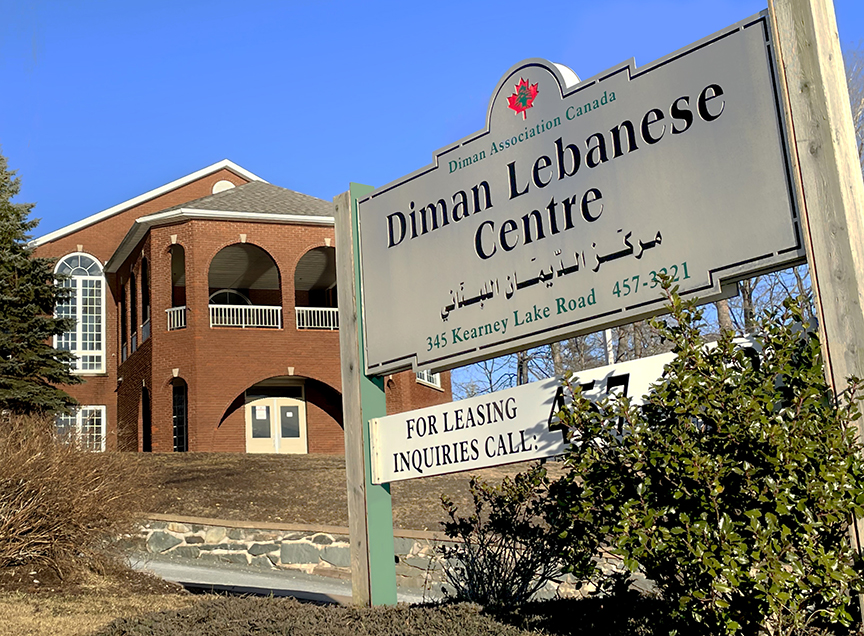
[{"x1": 335, "y1": 185, "x2": 397, "y2": 606}]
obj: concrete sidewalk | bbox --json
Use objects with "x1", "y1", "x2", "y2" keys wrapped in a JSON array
[{"x1": 129, "y1": 554, "x2": 439, "y2": 605}]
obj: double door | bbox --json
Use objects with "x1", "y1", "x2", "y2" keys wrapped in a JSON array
[{"x1": 245, "y1": 391, "x2": 307, "y2": 454}]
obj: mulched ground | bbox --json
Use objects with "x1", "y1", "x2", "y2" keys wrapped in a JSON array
[{"x1": 133, "y1": 453, "x2": 566, "y2": 531}]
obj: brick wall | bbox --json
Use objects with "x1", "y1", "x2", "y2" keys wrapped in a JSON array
[{"x1": 386, "y1": 370, "x2": 453, "y2": 416}]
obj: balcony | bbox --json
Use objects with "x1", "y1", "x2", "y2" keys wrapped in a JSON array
[
  {"x1": 295, "y1": 307, "x2": 339, "y2": 330},
  {"x1": 210, "y1": 304, "x2": 282, "y2": 329},
  {"x1": 166, "y1": 306, "x2": 187, "y2": 331}
]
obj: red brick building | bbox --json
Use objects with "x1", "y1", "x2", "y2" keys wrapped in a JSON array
[{"x1": 34, "y1": 161, "x2": 451, "y2": 453}]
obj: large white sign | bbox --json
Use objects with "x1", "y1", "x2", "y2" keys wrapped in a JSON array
[{"x1": 357, "y1": 13, "x2": 803, "y2": 376}]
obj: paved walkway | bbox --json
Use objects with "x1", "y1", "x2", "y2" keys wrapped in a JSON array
[{"x1": 129, "y1": 554, "x2": 438, "y2": 605}]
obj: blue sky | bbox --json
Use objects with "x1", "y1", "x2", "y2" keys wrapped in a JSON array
[{"x1": 2, "y1": 0, "x2": 862, "y2": 236}]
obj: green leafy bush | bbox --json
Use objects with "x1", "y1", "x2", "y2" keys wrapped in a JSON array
[
  {"x1": 555, "y1": 287, "x2": 864, "y2": 635},
  {"x1": 438, "y1": 464, "x2": 601, "y2": 608}
]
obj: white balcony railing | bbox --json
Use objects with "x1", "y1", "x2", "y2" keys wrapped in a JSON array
[
  {"x1": 295, "y1": 307, "x2": 339, "y2": 330},
  {"x1": 209, "y1": 304, "x2": 282, "y2": 329},
  {"x1": 130, "y1": 332, "x2": 138, "y2": 353},
  {"x1": 141, "y1": 318, "x2": 151, "y2": 342},
  {"x1": 166, "y1": 306, "x2": 187, "y2": 331}
]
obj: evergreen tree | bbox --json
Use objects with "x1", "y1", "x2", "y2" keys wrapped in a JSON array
[{"x1": 0, "y1": 150, "x2": 80, "y2": 414}]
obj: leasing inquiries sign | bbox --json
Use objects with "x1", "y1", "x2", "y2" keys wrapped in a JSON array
[
  {"x1": 357, "y1": 13, "x2": 803, "y2": 375},
  {"x1": 369, "y1": 350, "x2": 682, "y2": 484},
  {"x1": 369, "y1": 377, "x2": 566, "y2": 484}
]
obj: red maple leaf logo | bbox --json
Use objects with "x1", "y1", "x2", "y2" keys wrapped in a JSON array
[{"x1": 507, "y1": 78, "x2": 539, "y2": 120}]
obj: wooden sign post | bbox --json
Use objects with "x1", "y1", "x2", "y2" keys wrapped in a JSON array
[
  {"x1": 768, "y1": 0, "x2": 864, "y2": 618},
  {"x1": 334, "y1": 185, "x2": 398, "y2": 605}
]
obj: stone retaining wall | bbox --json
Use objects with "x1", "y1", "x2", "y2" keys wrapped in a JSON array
[
  {"x1": 126, "y1": 515, "x2": 450, "y2": 593},
  {"x1": 126, "y1": 514, "x2": 633, "y2": 598}
]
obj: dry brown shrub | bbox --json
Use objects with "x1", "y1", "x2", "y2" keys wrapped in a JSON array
[{"x1": 0, "y1": 413, "x2": 147, "y2": 577}]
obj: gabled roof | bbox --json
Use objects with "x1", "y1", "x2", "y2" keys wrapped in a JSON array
[
  {"x1": 162, "y1": 180, "x2": 332, "y2": 217},
  {"x1": 103, "y1": 181, "x2": 335, "y2": 274},
  {"x1": 33, "y1": 160, "x2": 265, "y2": 246}
]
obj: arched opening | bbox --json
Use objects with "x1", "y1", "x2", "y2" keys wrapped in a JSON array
[
  {"x1": 168, "y1": 245, "x2": 186, "y2": 331},
  {"x1": 141, "y1": 386, "x2": 152, "y2": 453},
  {"x1": 208, "y1": 244, "x2": 282, "y2": 328},
  {"x1": 120, "y1": 283, "x2": 128, "y2": 360},
  {"x1": 294, "y1": 246, "x2": 338, "y2": 330},
  {"x1": 217, "y1": 375, "x2": 344, "y2": 454},
  {"x1": 172, "y1": 379, "x2": 188, "y2": 452},
  {"x1": 55, "y1": 253, "x2": 105, "y2": 372},
  {"x1": 130, "y1": 274, "x2": 138, "y2": 352},
  {"x1": 141, "y1": 258, "x2": 151, "y2": 341}
]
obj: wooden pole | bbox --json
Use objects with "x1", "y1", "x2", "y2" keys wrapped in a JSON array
[
  {"x1": 768, "y1": 0, "x2": 864, "y2": 618},
  {"x1": 334, "y1": 186, "x2": 398, "y2": 606}
]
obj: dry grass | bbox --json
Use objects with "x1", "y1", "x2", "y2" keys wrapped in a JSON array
[
  {"x1": 134, "y1": 452, "x2": 567, "y2": 531},
  {"x1": 0, "y1": 593, "x2": 193, "y2": 636},
  {"x1": 0, "y1": 582, "x2": 193, "y2": 636}
]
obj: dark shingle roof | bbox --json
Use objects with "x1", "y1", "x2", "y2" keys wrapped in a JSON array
[{"x1": 163, "y1": 181, "x2": 333, "y2": 217}]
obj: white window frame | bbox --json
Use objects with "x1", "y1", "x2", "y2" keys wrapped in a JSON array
[
  {"x1": 55, "y1": 405, "x2": 107, "y2": 452},
  {"x1": 416, "y1": 369, "x2": 442, "y2": 389},
  {"x1": 54, "y1": 252, "x2": 106, "y2": 374}
]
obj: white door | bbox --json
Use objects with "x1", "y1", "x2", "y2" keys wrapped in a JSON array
[{"x1": 245, "y1": 394, "x2": 307, "y2": 454}]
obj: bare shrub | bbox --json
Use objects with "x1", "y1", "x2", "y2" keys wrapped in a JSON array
[
  {"x1": 438, "y1": 464, "x2": 601, "y2": 608},
  {"x1": 0, "y1": 413, "x2": 146, "y2": 577}
]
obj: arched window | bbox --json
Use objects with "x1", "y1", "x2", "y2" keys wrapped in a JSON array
[{"x1": 55, "y1": 253, "x2": 105, "y2": 373}]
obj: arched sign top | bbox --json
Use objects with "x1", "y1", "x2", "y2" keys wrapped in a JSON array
[{"x1": 483, "y1": 59, "x2": 580, "y2": 132}]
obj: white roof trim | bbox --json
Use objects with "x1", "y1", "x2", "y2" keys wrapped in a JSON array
[
  {"x1": 32, "y1": 160, "x2": 267, "y2": 247},
  {"x1": 104, "y1": 208, "x2": 335, "y2": 274},
  {"x1": 141, "y1": 208, "x2": 335, "y2": 226}
]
